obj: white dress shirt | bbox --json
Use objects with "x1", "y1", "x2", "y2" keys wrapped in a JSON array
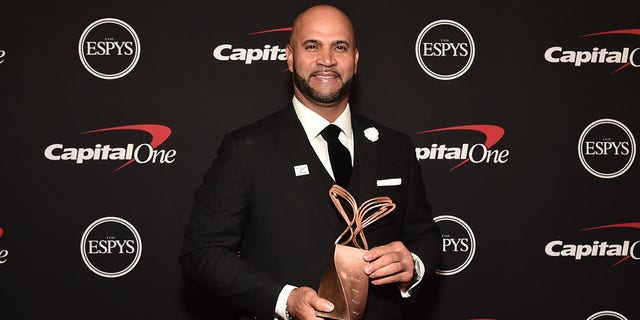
[{"x1": 292, "y1": 96, "x2": 354, "y2": 178}]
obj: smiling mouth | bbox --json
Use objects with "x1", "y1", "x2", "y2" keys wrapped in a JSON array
[{"x1": 311, "y1": 71, "x2": 341, "y2": 82}]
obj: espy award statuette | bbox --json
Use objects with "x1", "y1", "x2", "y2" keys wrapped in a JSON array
[{"x1": 316, "y1": 184, "x2": 396, "y2": 320}]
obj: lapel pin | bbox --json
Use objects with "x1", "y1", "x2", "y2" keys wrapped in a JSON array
[{"x1": 294, "y1": 164, "x2": 310, "y2": 176}]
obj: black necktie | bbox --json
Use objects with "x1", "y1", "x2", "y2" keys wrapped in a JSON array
[{"x1": 320, "y1": 124, "x2": 352, "y2": 187}]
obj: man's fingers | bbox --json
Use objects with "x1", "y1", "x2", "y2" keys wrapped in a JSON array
[
  {"x1": 362, "y1": 241, "x2": 414, "y2": 286},
  {"x1": 364, "y1": 251, "x2": 397, "y2": 275},
  {"x1": 287, "y1": 286, "x2": 334, "y2": 319},
  {"x1": 364, "y1": 242, "x2": 406, "y2": 275},
  {"x1": 310, "y1": 296, "x2": 334, "y2": 312},
  {"x1": 366, "y1": 260, "x2": 403, "y2": 277},
  {"x1": 363, "y1": 241, "x2": 406, "y2": 262},
  {"x1": 370, "y1": 271, "x2": 406, "y2": 286},
  {"x1": 363, "y1": 244, "x2": 389, "y2": 262},
  {"x1": 368, "y1": 262, "x2": 413, "y2": 285}
]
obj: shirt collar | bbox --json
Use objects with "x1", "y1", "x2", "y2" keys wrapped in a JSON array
[{"x1": 292, "y1": 96, "x2": 353, "y2": 142}]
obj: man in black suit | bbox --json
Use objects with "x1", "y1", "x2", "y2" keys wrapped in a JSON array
[{"x1": 181, "y1": 5, "x2": 441, "y2": 320}]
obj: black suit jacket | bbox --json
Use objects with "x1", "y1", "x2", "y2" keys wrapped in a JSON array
[{"x1": 181, "y1": 105, "x2": 441, "y2": 319}]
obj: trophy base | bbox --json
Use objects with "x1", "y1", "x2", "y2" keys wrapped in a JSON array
[{"x1": 316, "y1": 244, "x2": 369, "y2": 320}]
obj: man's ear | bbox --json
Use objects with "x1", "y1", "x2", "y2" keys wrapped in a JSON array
[
  {"x1": 286, "y1": 44, "x2": 294, "y2": 72},
  {"x1": 354, "y1": 48, "x2": 359, "y2": 74}
]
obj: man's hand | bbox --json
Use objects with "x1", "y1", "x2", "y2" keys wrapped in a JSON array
[
  {"x1": 286, "y1": 286, "x2": 334, "y2": 320},
  {"x1": 363, "y1": 241, "x2": 415, "y2": 288}
]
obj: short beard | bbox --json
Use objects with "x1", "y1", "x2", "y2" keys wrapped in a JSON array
[{"x1": 293, "y1": 69, "x2": 352, "y2": 105}]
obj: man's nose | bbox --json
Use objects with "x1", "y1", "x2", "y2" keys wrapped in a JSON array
[{"x1": 317, "y1": 48, "x2": 336, "y2": 67}]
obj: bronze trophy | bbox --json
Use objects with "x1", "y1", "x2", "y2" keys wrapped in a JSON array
[{"x1": 316, "y1": 184, "x2": 396, "y2": 320}]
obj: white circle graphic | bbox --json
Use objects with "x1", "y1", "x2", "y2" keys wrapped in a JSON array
[
  {"x1": 586, "y1": 310, "x2": 628, "y2": 320},
  {"x1": 78, "y1": 18, "x2": 141, "y2": 80},
  {"x1": 80, "y1": 216, "x2": 142, "y2": 278},
  {"x1": 434, "y1": 215, "x2": 476, "y2": 276},
  {"x1": 415, "y1": 19, "x2": 475, "y2": 80},
  {"x1": 578, "y1": 118, "x2": 636, "y2": 179}
]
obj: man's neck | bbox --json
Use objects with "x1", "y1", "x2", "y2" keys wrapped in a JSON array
[{"x1": 293, "y1": 92, "x2": 349, "y2": 123}]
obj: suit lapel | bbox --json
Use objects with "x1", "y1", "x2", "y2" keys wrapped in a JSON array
[
  {"x1": 273, "y1": 106, "x2": 343, "y2": 236},
  {"x1": 352, "y1": 115, "x2": 380, "y2": 203}
]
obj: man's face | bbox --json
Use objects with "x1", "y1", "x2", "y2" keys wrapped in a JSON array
[{"x1": 286, "y1": 8, "x2": 359, "y2": 107}]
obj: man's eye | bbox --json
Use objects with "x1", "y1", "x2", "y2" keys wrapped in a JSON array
[{"x1": 306, "y1": 45, "x2": 318, "y2": 50}]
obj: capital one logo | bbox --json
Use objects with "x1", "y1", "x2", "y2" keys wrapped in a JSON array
[
  {"x1": 213, "y1": 27, "x2": 290, "y2": 65},
  {"x1": 435, "y1": 215, "x2": 476, "y2": 275},
  {"x1": 44, "y1": 124, "x2": 176, "y2": 172},
  {"x1": 415, "y1": 125, "x2": 509, "y2": 170},
  {"x1": 545, "y1": 222, "x2": 640, "y2": 267},
  {"x1": 415, "y1": 19, "x2": 475, "y2": 80},
  {"x1": 578, "y1": 119, "x2": 635, "y2": 179},
  {"x1": 545, "y1": 28, "x2": 640, "y2": 75},
  {"x1": 79, "y1": 18, "x2": 141, "y2": 79},
  {"x1": 586, "y1": 310, "x2": 629, "y2": 320},
  {"x1": 80, "y1": 217, "x2": 142, "y2": 278}
]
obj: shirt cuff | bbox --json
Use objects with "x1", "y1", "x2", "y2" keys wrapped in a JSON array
[
  {"x1": 400, "y1": 253, "x2": 425, "y2": 298},
  {"x1": 275, "y1": 284, "x2": 298, "y2": 319}
]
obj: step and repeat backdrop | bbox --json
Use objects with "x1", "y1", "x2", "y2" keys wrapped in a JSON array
[{"x1": 1, "y1": 1, "x2": 638, "y2": 319}]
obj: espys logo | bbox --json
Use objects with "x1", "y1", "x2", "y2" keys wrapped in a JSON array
[
  {"x1": 80, "y1": 216, "x2": 142, "y2": 278},
  {"x1": 79, "y1": 18, "x2": 141, "y2": 79},
  {"x1": 545, "y1": 28, "x2": 640, "y2": 75},
  {"x1": 44, "y1": 124, "x2": 176, "y2": 172},
  {"x1": 415, "y1": 125, "x2": 509, "y2": 170},
  {"x1": 586, "y1": 310, "x2": 629, "y2": 320},
  {"x1": 415, "y1": 19, "x2": 475, "y2": 80},
  {"x1": 0, "y1": 226, "x2": 8, "y2": 265},
  {"x1": 434, "y1": 215, "x2": 476, "y2": 276},
  {"x1": 545, "y1": 222, "x2": 640, "y2": 267},
  {"x1": 578, "y1": 119, "x2": 635, "y2": 179},
  {"x1": 213, "y1": 27, "x2": 290, "y2": 65}
]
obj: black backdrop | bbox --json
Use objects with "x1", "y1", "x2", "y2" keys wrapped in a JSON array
[{"x1": 1, "y1": 1, "x2": 638, "y2": 319}]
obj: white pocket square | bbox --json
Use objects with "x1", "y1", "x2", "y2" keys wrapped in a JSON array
[{"x1": 376, "y1": 178, "x2": 402, "y2": 186}]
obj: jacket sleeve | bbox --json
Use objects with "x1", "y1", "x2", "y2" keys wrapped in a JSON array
[
  {"x1": 180, "y1": 133, "x2": 284, "y2": 318},
  {"x1": 400, "y1": 134, "x2": 442, "y2": 286}
]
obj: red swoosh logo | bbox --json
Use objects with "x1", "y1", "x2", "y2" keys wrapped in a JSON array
[
  {"x1": 81, "y1": 124, "x2": 172, "y2": 171},
  {"x1": 580, "y1": 222, "x2": 640, "y2": 267},
  {"x1": 579, "y1": 28, "x2": 640, "y2": 75},
  {"x1": 417, "y1": 125, "x2": 505, "y2": 170},
  {"x1": 580, "y1": 222, "x2": 640, "y2": 231},
  {"x1": 249, "y1": 27, "x2": 293, "y2": 72},
  {"x1": 249, "y1": 27, "x2": 292, "y2": 35}
]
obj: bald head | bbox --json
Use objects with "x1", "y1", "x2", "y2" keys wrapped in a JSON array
[
  {"x1": 290, "y1": 5, "x2": 356, "y2": 48},
  {"x1": 286, "y1": 5, "x2": 359, "y2": 120}
]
